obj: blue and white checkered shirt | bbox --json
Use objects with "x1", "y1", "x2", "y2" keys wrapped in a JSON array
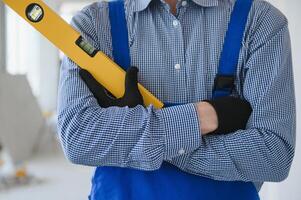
[{"x1": 57, "y1": 0, "x2": 296, "y2": 190}]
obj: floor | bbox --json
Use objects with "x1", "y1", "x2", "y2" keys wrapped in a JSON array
[{"x1": 0, "y1": 152, "x2": 93, "y2": 200}]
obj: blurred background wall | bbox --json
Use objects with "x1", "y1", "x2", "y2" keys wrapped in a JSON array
[
  {"x1": 0, "y1": 0, "x2": 300, "y2": 200},
  {"x1": 0, "y1": 1, "x2": 5, "y2": 72}
]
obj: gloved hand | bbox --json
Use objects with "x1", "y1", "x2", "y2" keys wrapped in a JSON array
[
  {"x1": 204, "y1": 96, "x2": 252, "y2": 134},
  {"x1": 79, "y1": 67, "x2": 144, "y2": 108}
]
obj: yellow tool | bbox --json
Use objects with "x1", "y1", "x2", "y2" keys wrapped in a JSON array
[{"x1": 3, "y1": 0, "x2": 164, "y2": 109}]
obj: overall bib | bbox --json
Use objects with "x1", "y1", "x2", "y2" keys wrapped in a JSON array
[{"x1": 89, "y1": 0, "x2": 260, "y2": 199}]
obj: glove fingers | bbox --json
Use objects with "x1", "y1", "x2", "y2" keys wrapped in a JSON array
[
  {"x1": 125, "y1": 67, "x2": 139, "y2": 92},
  {"x1": 79, "y1": 68, "x2": 143, "y2": 108},
  {"x1": 79, "y1": 69, "x2": 111, "y2": 100},
  {"x1": 205, "y1": 97, "x2": 252, "y2": 134},
  {"x1": 234, "y1": 99, "x2": 252, "y2": 128},
  {"x1": 122, "y1": 66, "x2": 144, "y2": 107}
]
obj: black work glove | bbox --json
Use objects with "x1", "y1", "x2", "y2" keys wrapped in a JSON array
[
  {"x1": 79, "y1": 67, "x2": 144, "y2": 108},
  {"x1": 204, "y1": 96, "x2": 252, "y2": 134}
]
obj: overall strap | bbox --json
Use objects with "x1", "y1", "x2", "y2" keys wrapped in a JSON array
[
  {"x1": 213, "y1": 0, "x2": 253, "y2": 98},
  {"x1": 108, "y1": 0, "x2": 131, "y2": 70}
]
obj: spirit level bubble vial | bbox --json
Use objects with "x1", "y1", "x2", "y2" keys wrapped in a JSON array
[
  {"x1": 26, "y1": 3, "x2": 44, "y2": 22},
  {"x1": 3, "y1": 0, "x2": 164, "y2": 109}
]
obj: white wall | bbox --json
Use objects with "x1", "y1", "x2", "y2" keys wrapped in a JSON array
[
  {"x1": 4, "y1": 1, "x2": 60, "y2": 113},
  {"x1": 260, "y1": 0, "x2": 301, "y2": 200},
  {"x1": 4, "y1": 0, "x2": 93, "y2": 113},
  {"x1": 38, "y1": 0, "x2": 61, "y2": 113},
  {"x1": 0, "y1": 1, "x2": 5, "y2": 72}
]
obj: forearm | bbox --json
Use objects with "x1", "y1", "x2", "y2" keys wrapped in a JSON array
[
  {"x1": 57, "y1": 58, "x2": 202, "y2": 170},
  {"x1": 177, "y1": 99, "x2": 294, "y2": 182},
  {"x1": 180, "y1": 126, "x2": 295, "y2": 182}
]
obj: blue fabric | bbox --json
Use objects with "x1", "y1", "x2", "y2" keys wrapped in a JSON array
[
  {"x1": 213, "y1": 0, "x2": 253, "y2": 98},
  {"x1": 109, "y1": 0, "x2": 131, "y2": 70},
  {"x1": 90, "y1": 162, "x2": 259, "y2": 200},
  {"x1": 212, "y1": 90, "x2": 232, "y2": 99},
  {"x1": 89, "y1": 0, "x2": 259, "y2": 199}
]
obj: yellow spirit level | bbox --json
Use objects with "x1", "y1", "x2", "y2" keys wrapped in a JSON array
[{"x1": 3, "y1": 0, "x2": 164, "y2": 109}]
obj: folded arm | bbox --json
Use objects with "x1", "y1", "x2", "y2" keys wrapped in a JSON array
[
  {"x1": 57, "y1": 6, "x2": 202, "y2": 170},
  {"x1": 179, "y1": 5, "x2": 296, "y2": 183}
]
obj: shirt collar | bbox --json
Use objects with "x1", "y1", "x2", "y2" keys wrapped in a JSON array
[{"x1": 132, "y1": 0, "x2": 219, "y2": 12}]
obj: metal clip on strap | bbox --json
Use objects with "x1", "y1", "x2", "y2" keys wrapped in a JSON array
[
  {"x1": 213, "y1": 0, "x2": 253, "y2": 99},
  {"x1": 214, "y1": 75, "x2": 235, "y2": 93}
]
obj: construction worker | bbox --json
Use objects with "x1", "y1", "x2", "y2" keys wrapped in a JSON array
[{"x1": 57, "y1": 0, "x2": 296, "y2": 199}]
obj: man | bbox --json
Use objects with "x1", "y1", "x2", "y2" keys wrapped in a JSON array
[{"x1": 57, "y1": 0, "x2": 296, "y2": 199}]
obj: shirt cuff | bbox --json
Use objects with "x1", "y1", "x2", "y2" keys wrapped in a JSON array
[{"x1": 160, "y1": 103, "x2": 202, "y2": 159}]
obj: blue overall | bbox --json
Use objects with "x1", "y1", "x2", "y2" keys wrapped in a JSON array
[{"x1": 89, "y1": 0, "x2": 260, "y2": 199}]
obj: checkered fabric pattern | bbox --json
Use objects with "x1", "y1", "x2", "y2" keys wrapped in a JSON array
[{"x1": 57, "y1": 0, "x2": 296, "y2": 191}]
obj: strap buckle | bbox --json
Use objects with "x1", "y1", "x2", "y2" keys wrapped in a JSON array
[{"x1": 214, "y1": 75, "x2": 235, "y2": 92}]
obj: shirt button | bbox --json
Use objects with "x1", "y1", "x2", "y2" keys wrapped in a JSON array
[
  {"x1": 173, "y1": 20, "x2": 179, "y2": 27},
  {"x1": 182, "y1": 1, "x2": 187, "y2": 6},
  {"x1": 178, "y1": 148, "x2": 186, "y2": 155},
  {"x1": 174, "y1": 64, "x2": 181, "y2": 70}
]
